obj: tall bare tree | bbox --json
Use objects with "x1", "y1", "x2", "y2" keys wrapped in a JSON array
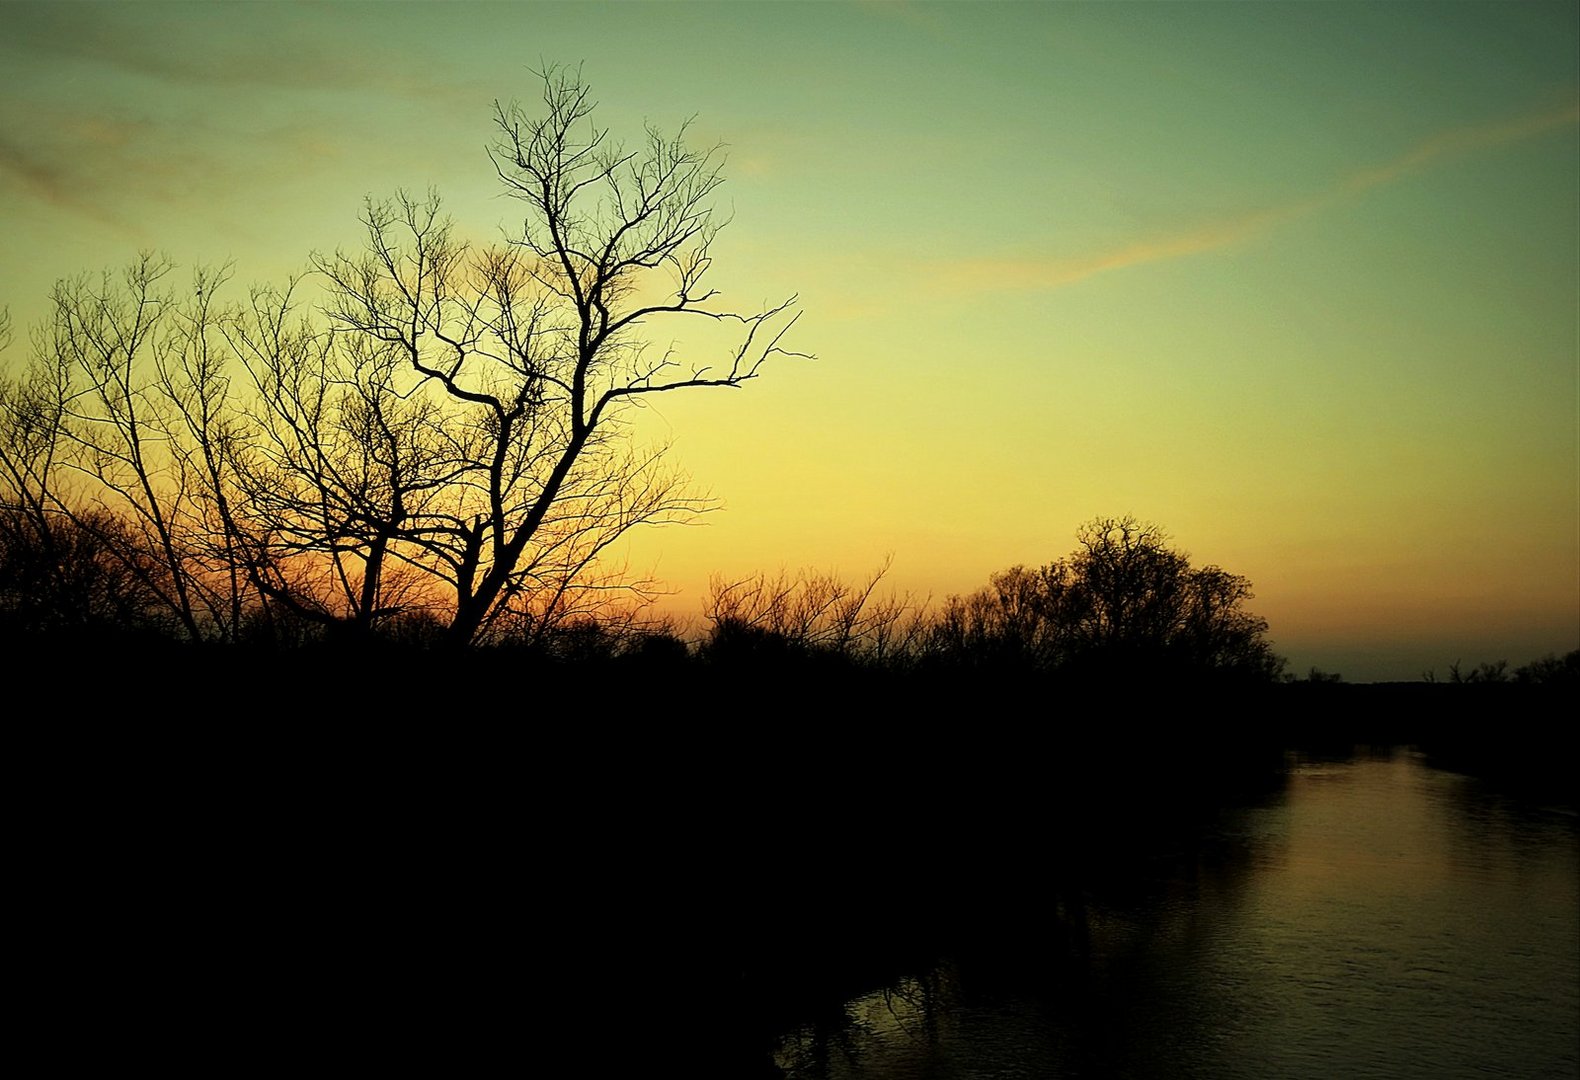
[
  {"x1": 316, "y1": 66, "x2": 805, "y2": 645},
  {"x1": 6, "y1": 257, "x2": 248, "y2": 641}
]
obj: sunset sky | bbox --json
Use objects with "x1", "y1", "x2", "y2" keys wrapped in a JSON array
[{"x1": 2, "y1": 1, "x2": 1576, "y2": 681}]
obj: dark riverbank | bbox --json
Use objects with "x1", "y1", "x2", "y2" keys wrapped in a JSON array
[{"x1": 9, "y1": 644, "x2": 1572, "y2": 1074}]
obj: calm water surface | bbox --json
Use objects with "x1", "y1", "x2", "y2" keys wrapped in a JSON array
[{"x1": 774, "y1": 748, "x2": 1579, "y2": 1079}]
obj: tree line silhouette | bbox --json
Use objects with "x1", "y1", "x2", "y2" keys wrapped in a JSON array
[
  {"x1": 0, "y1": 66, "x2": 803, "y2": 653},
  {"x1": 0, "y1": 479, "x2": 1296, "y2": 683},
  {"x1": 696, "y1": 516, "x2": 1287, "y2": 687}
]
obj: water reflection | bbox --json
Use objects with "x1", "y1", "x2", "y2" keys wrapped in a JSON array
[{"x1": 775, "y1": 749, "x2": 1579, "y2": 1080}]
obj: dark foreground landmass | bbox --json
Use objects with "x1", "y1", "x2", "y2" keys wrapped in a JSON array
[{"x1": 8, "y1": 642, "x2": 1573, "y2": 1076}]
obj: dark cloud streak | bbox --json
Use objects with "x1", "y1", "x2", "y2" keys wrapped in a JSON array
[
  {"x1": 0, "y1": 128, "x2": 139, "y2": 232},
  {"x1": 0, "y1": 2, "x2": 489, "y2": 235},
  {"x1": 1, "y1": 2, "x2": 467, "y2": 101},
  {"x1": 0, "y1": 93, "x2": 346, "y2": 238}
]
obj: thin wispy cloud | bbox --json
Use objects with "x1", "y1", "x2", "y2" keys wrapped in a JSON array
[
  {"x1": 936, "y1": 101, "x2": 1580, "y2": 295},
  {"x1": 1340, "y1": 102, "x2": 1580, "y2": 193}
]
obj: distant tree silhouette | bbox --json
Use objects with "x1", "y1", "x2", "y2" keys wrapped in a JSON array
[
  {"x1": 1447, "y1": 659, "x2": 1511, "y2": 684},
  {"x1": 929, "y1": 516, "x2": 1285, "y2": 683},
  {"x1": 8, "y1": 258, "x2": 258, "y2": 642},
  {"x1": 1514, "y1": 650, "x2": 1579, "y2": 685},
  {"x1": 702, "y1": 560, "x2": 925, "y2": 668},
  {"x1": 0, "y1": 66, "x2": 803, "y2": 646},
  {"x1": 0, "y1": 506, "x2": 168, "y2": 640},
  {"x1": 1425, "y1": 651, "x2": 1578, "y2": 686}
]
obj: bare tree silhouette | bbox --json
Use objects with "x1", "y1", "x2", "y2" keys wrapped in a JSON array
[
  {"x1": 299, "y1": 65, "x2": 807, "y2": 645},
  {"x1": 703, "y1": 558, "x2": 926, "y2": 667},
  {"x1": 930, "y1": 516, "x2": 1286, "y2": 682}
]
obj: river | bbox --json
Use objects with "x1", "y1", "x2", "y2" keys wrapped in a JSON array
[{"x1": 772, "y1": 747, "x2": 1579, "y2": 1079}]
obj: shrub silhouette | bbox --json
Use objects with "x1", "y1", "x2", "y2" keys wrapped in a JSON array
[
  {"x1": 929, "y1": 516, "x2": 1285, "y2": 683},
  {"x1": 0, "y1": 507, "x2": 170, "y2": 640},
  {"x1": 1514, "y1": 650, "x2": 1579, "y2": 685}
]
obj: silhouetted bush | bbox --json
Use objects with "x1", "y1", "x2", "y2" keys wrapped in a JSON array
[
  {"x1": 925, "y1": 516, "x2": 1286, "y2": 684},
  {"x1": 702, "y1": 560, "x2": 925, "y2": 669},
  {"x1": 1514, "y1": 650, "x2": 1578, "y2": 685},
  {"x1": 703, "y1": 617, "x2": 808, "y2": 668},
  {"x1": 619, "y1": 629, "x2": 692, "y2": 666},
  {"x1": 0, "y1": 507, "x2": 172, "y2": 641},
  {"x1": 1290, "y1": 666, "x2": 1344, "y2": 683}
]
